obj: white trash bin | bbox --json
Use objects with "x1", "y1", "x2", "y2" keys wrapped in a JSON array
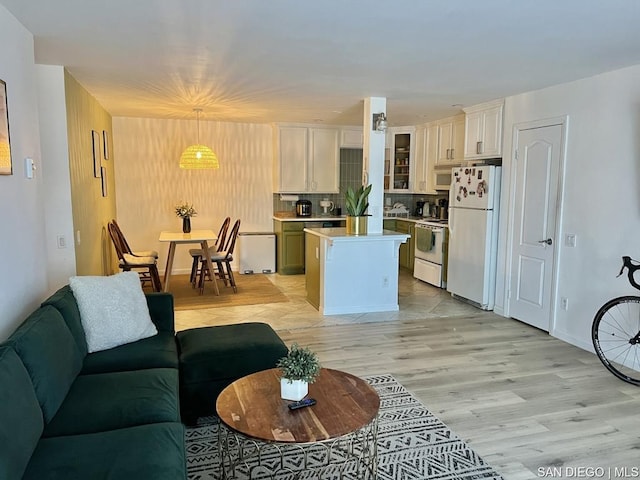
[{"x1": 238, "y1": 233, "x2": 276, "y2": 274}]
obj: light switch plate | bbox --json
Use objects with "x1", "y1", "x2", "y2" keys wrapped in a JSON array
[
  {"x1": 25, "y1": 157, "x2": 35, "y2": 179},
  {"x1": 565, "y1": 234, "x2": 576, "y2": 247}
]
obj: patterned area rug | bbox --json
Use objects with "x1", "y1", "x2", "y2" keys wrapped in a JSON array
[{"x1": 185, "y1": 374, "x2": 503, "y2": 479}]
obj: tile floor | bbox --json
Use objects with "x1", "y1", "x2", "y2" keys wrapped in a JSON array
[{"x1": 174, "y1": 269, "x2": 481, "y2": 332}]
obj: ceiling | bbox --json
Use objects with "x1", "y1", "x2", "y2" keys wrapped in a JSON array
[{"x1": 2, "y1": 0, "x2": 640, "y2": 126}]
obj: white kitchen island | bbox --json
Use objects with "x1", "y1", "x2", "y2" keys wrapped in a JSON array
[{"x1": 304, "y1": 227, "x2": 410, "y2": 315}]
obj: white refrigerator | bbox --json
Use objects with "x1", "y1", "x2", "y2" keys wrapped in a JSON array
[{"x1": 447, "y1": 165, "x2": 501, "y2": 310}]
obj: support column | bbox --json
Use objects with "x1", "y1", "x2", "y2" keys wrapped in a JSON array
[{"x1": 363, "y1": 97, "x2": 386, "y2": 234}]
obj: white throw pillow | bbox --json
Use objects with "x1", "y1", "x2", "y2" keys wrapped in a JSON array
[{"x1": 69, "y1": 271, "x2": 158, "y2": 353}]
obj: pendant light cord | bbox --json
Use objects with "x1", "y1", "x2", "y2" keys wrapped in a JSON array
[{"x1": 195, "y1": 108, "x2": 202, "y2": 144}]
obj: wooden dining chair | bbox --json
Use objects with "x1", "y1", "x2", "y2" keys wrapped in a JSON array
[
  {"x1": 111, "y1": 219, "x2": 158, "y2": 259},
  {"x1": 189, "y1": 217, "x2": 231, "y2": 287},
  {"x1": 197, "y1": 219, "x2": 241, "y2": 294},
  {"x1": 107, "y1": 221, "x2": 162, "y2": 292}
]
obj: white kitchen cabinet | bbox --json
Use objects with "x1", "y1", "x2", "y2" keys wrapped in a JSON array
[
  {"x1": 273, "y1": 125, "x2": 339, "y2": 193},
  {"x1": 274, "y1": 126, "x2": 308, "y2": 192},
  {"x1": 463, "y1": 100, "x2": 504, "y2": 160},
  {"x1": 412, "y1": 122, "x2": 438, "y2": 194},
  {"x1": 309, "y1": 128, "x2": 339, "y2": 192},
  {"x1": 384, "y1": 127, "x2": 415, "y2": 192},
  {"x1": 340, "y1": 127, "x2": 364, "y2": 148},
  {"x1": 436, "y1": 114, "x2": 465, "y2": 166}
]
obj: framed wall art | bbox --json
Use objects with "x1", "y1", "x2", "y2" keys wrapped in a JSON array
[
  {"x1": 102, "y1": 130, "x2": 109, "y2": 160},
  {"x1": 0, "y1": 79, "x2": 12, "y2": 175},
  {"x1": 92, "y1": 130, "x2": 101, "y2": 178},
  {"x1": 101, "y1": 166, "x2": 108, "y2": 197}
]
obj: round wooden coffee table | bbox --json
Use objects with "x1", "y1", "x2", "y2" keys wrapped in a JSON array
[{"x1": 216, "y1": 368, "x2": 380, "y2": 479}]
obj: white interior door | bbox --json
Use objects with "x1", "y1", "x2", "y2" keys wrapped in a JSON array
[{"x1": 509, "y1": 123, "x2": 564, "y2": 331}]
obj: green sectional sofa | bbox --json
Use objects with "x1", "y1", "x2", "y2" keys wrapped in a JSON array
[
  {"x1": 0, "y1": 287, "x2": 185, "y2": 480},
  {"x1": 0, "y1": 283, "x2": 289, "y2": 480}
]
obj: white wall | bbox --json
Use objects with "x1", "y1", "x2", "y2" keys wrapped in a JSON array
[
  {"x1": 497, "y1": 64, "x2": 640, "y2": 351},
  {"x1": 36, "y1": 65, "x2": 77, "y2": 290},
  {"x1": 0, "y1": 6, "x2": 47, "y2": 340},
  {"x1": 112, "y1": 117, "x2": 273, "y2": 274}
]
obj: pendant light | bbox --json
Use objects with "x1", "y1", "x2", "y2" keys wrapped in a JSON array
[{"x1": 179, "y1": 108, "x2": 219, "y2": 169}]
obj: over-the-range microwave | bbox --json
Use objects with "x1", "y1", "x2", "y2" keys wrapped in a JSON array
[
  {"x1": 433, "y1": 159, "x2": 502, "y2": 191},
  {"x1": 433, "y1": 167, "x2": 452, "y2": 190}
]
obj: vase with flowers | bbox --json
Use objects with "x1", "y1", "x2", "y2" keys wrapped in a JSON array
[{"x1": 175, "y1": 203, "x2": 197, "y2": 233}]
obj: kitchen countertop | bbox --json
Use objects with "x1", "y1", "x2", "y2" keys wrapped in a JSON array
[
  {"x1": 274, "y1": 214, "x2": 444, "y2": 223},
  {"x1": 303, "y1": 227, "x2": 410, "y2": 243},
  {"x1": 384, "y1": 216, "x2": 445, "y2": 223},
  {"x1": 273, "y1": 214, "x2": 345, "y2": 222},
  {"x1": 385, "y1": 216, "x2": 422, "y2": 223}
]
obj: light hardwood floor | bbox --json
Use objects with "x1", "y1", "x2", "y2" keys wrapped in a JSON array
[{"x1": 175, "y1": 270, "x2": 640, "y2": 479}]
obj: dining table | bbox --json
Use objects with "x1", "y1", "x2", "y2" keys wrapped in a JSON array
[{"x1": 158, "y1": 229, "x2": 219, "y2": 295}]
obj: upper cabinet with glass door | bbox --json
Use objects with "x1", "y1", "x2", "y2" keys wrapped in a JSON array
[{"x1": 384, "y1": 127, "x2": 415, "y2": 192}]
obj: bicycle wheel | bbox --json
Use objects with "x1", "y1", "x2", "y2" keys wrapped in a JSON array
[{"x1": 592, "y1": 296, "x2": 640, "y2": 385}]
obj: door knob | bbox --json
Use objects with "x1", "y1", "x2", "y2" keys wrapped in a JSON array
[{"x1": 538, "y1": 238, "x2": 553, "y2": 245}]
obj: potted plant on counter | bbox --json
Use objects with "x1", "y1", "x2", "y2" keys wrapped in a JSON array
[
  {"x1": 345, "y1": 183, "x2": 372, "y2": 235},
  {"x1": 277, "y1": 343, "x2": 321, "y2": 401}
]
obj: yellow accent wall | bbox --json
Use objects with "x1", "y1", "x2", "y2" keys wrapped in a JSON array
[{"x1": 64, "y1": 71, "x2": 117, "y2": 275}]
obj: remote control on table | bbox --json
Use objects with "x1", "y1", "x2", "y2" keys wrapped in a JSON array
[{"x1": 288, "y1": 398, "x2": 316, "y2": 410}]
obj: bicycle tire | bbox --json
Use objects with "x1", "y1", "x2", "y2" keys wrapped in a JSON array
[{"x1": 592, "y1": 296, "x2": 640, "y2": 385}]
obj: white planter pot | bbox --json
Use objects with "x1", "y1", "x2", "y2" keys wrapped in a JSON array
[{"x1": 280, "y1": 378, "x2": 308, "y2": 401}]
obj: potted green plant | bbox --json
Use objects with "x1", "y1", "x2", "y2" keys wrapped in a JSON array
[
  {"x1": 344, "y1": 183, "x2": 372, "y2": 235},
  {"x1": 276, "y1": 343, "x2": 321, "y2": 401}
]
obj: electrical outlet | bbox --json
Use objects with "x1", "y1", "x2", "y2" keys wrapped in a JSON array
[
  {"x1": 382, "y1": 276, "x2": 389, "y2": 288},
  {"x1": 561, "y1": 297, "x2": 569, "y2": 310}
]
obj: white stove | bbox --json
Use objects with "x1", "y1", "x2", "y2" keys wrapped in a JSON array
[{"x1": 413, "y1": 219, "x2": 448, "y2": 288}]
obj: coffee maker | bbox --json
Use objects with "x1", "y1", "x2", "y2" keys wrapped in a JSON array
[
  {"x1": 438, "y1": 198, "x2": 448, "y2": 220},
  {"x1": 415, "y1": 201, "x2": 426, "y2": 217},
  {"x1": 295, "y1": 199, "x2": 312, "y2": 217}
]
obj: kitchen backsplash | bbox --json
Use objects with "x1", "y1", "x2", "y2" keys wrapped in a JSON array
[{"x1": 273, "y1": 148, "x2": 447, "y2": 216}]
